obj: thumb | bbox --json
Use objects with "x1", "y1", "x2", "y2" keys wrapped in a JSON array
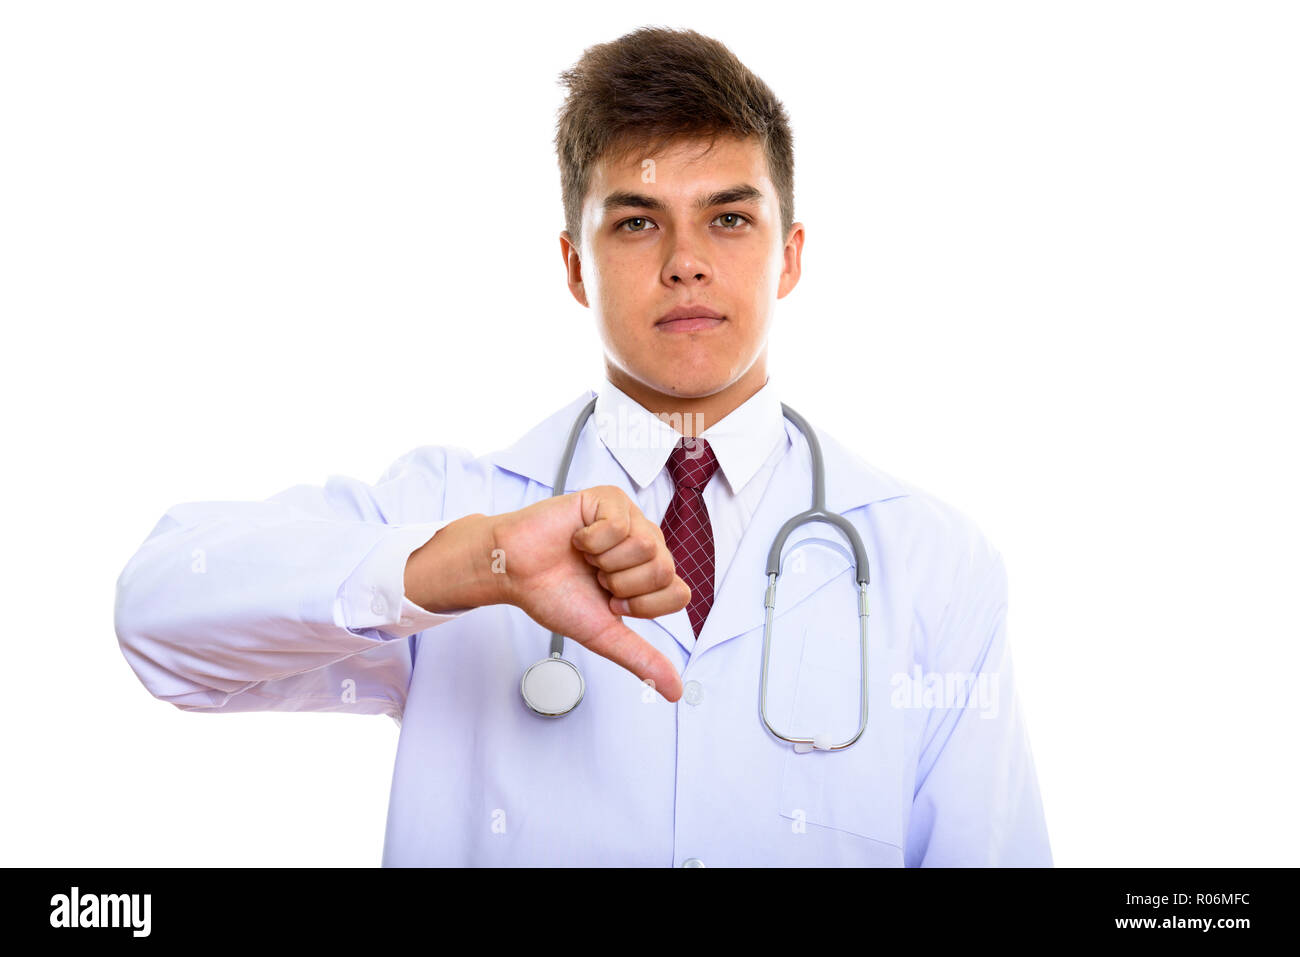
[{"x1": 578, "y1": 617, "x2": 683, "y2": 704}]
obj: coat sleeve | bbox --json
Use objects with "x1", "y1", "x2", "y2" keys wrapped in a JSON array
[
  {"x1": 114, "y1": 445, "x2": 472, "y2": 722},
  {"x1": 904, "y1": 536, "x2": 1053, "y2": 866}
]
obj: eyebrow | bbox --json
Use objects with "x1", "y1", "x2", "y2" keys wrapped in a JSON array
[{"x1": 601, "y1": 184, "x2": 765, "y2": 215}]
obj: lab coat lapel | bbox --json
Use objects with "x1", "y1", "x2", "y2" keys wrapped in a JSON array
[
  {"x1": 689, "y1": 417, "x2": 823, "y2": 659},
  {"x1": 691, "y1": 415, "x2": 911, "y2": 659},
  {"x1": 492, "y1": 389, "x2": 626, "y2": 495}
]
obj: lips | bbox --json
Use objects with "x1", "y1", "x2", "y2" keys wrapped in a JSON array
[
  {"x1": 656, "y1": 305, "x2": 726, "y2": 332},
  {"x1": 657, "y1": 316, "x2": 726, "y2": 332}
]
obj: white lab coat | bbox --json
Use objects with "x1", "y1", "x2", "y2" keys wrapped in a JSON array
[{"x1": 116, "y1": 388, "x2": 1052, "y2": 866}]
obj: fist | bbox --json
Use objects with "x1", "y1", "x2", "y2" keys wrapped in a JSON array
[{"x1": 491, "y1": 485, "x2": 689, "y2": 702}]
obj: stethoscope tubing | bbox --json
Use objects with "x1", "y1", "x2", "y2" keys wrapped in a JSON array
[{"x1": 522, "y1": 394, "x2": 871, "y2": 752}]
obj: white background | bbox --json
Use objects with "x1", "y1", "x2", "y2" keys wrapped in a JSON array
[{"x1": 2, "y1": 0, "x2": 1296, "y2": 867}]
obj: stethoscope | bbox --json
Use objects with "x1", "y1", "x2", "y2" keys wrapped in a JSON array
[{"x1": 519, "y1": 396, "x2": 872, "y2": 752}]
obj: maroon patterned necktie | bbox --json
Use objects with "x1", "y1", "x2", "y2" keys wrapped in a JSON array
[{"x1": 662, "y1": 436, "x2": 720, "y2": 638}]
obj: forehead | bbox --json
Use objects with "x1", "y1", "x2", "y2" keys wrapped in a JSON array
[{"x1": 585, "y1": 134, "x2": 774, "y2": 203}]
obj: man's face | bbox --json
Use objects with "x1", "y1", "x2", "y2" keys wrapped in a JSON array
[{"x1": 560, "y1": 134, "x2": 803, "y2": 402}]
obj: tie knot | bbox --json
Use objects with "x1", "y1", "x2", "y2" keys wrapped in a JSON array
[{"x1": 667, "y1": 436, "x2": 718, "y2": 491}]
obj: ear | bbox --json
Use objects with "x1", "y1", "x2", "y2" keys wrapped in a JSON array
[
  {"x1": 776, "y1": 222, "x2": 805, "y2": 300},
  {"x1": 560, "y1": 231, "x2": 589, "y2": 308}
]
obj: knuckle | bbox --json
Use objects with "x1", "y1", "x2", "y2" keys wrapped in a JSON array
[
  {"x1": 639, "y1": 533, "x2": 658, "y2": 559},
  {"x1": 614, "y1": 503, "x2": 632, "y2": 532},
  {"x1": 655, "y1": 558, "x2": 674, "y2": 589}
]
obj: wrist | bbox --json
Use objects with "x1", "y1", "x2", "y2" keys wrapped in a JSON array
[
  {"x1": 480, "y1": 512, "x2": 514, "y2": 608},
  {"x1": 405, "y1": 512, "x2": 509, "y2": 612}
]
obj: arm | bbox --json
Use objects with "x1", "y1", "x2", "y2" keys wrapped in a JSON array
[
  {"x1": 904, "y1": 545, "x2": 1053, "y2": 866},
  {"x1": 114, "y1": 446, "x2": 487, "y2": 718},
  {"x1": 116, "y1": 448, "x2": 690, "y2": 715}
]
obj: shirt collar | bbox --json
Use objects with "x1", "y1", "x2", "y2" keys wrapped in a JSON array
[
  {"x1": 594, "y1": 374, "x2": 788, "y2": 496},
  {"x1": 487, "y1": 386, "x2": 912, "y2": 514}
]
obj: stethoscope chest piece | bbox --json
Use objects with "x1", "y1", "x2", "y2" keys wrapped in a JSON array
[{"x1": 521, "y1": 653, "x2": 585, "y2": 717}]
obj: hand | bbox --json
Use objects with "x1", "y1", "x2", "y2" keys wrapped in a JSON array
[{"x1": 491, "y1": 486, "x2": 689, "y2": 702}]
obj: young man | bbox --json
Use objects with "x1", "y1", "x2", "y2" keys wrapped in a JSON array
[{"x1": 116, "y1": 26, "x2": 1051, "y2": 866}]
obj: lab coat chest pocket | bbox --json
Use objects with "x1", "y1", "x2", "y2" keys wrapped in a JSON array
[{"x1": 769, "y1": 540, "x2": 907, "y2": 850}]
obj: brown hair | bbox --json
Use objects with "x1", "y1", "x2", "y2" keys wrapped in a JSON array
[{"x1": 555, "y1": 26, "x2": 795, "y2": 247}]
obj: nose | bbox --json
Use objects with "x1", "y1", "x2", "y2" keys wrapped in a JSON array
[{"x1": 662, "y1": 235, "x2": 710, "y2": 286}]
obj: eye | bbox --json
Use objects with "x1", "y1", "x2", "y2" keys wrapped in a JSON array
[
  {"x1": 617, "y1": 217, "x2": 657, "y2": 233},
  {"x1": 713, "y1": 212, "x2": 751, "y2": 229}
]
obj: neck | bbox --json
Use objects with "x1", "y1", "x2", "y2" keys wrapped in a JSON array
[{"x1": 604, "y1": 357, "x2": 769, "y2": 436}]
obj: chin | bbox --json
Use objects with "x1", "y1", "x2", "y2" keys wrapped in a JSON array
[{"x1": 646, "y1": 369, "x2": 734, "y2": 398}]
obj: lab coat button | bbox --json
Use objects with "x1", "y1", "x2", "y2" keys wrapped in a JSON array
[
  {"x1": 681, "y1": 858, "x2": 706, "y2": 868},
  {"x1": 370, "y1": 595, "x2": 387, "y2": 616},
  {"x1": 682, "y1": 680, "x2": 703, "y2": 706}
]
